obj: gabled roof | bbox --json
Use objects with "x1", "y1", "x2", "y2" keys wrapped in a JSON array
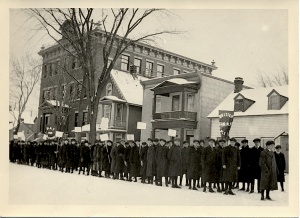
[
  {"x1": 39, "y1": 100, "x2": 69, "y2": 108},
  {"x1": 207, "y1": 85, "x2": 288, "y2": 118},
  {"x1": 110, "y1": 69, "x2": 148, "y2": 106},
  {"x1": 151, "y1": 78, "x2": 197, "y2": 90},
  {"x1": 100, "y1": 96, "x2": 126, "y2": 103}
]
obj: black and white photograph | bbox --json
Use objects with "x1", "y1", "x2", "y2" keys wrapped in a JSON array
[{"x1": 1, "y1": 0, "x2": 298, "y2": 217}]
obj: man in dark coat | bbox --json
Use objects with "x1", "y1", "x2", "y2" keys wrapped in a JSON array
[
  {"x1": 146, "y1": 138, "x2": 156, "y2": 184},
  {"x1": 259, "y1": 141, "x2": 278, "y2": 200},
  {"x1": 140, "y1": 142, "x2": 148, "y2": 183},
  {"x1": 239, "y1": 139, "x2": 251, "y2": 192},
  {"x1": 65, "y1": 139, "x2": 76, "y2": 173},
  {"x1": 274, "y1": 145, "x2": 286, "y2": 192},
  {"x1": 180, "y1": 140, "x2": 190, "y2": 186},
  {"x1": 250, "y1": 138, "x2": 264, "y2": 193},
  {"x1": 116, "y1": 141, "x2": 125, "y2": 180},
  {"x1": 58, "y1": 139, "x2": 68, "y2": 172},
  {"x1": 35, "y1": 142, "x2": 42, "y2": 168},
  {"x1": 202, "y1": 138, "x2": 218, "y2": 193},
  {"x1": 48, "y1": 140, "x2": 57, "y2": 170},
  {"x1": 23, "y1": 141, "x2": 30, "y2": 165},
  {"x1": 79, "y1": 140, "x2": 92, "y2": 175},
  {"x1": 222, "y1": 138, "x2": 241, "y2": 195},
  {"x1": 129, "y1": 141, "x2": 140, "y2": 182},
  {"x1": 156, "y1": 139, "x2": 169, "y2": 187},
  {"x1": 102, "y1": 140, "x2": 112, "y2": 178},
  {"x1": 29, "y1": 141, "x2": 37, "y2": 166},
  {"x1": 198, "y1": 139, "x2": 205, "y2": 188},
  {"x1": 168, "y1": 138, "x2": 182, "y2": 188},
  {"x1": 215, "y1": 139, "x2": 225, "y2": 192},
  {"x1": 92, "y1": 140, "x2": 103, "y2": 177},
  {"x1": 110, "y1": 142, "x2": 117, "y2": 179},
  {"x1": 187, "y1": 140, "x2": 201, "y2": 190},
  {"x1": 123, "y1": 141, "x2": 131, "y2": 181}
]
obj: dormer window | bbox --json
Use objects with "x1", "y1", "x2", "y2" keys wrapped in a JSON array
[
  {"x1": 234, "y1": 93, "x2": 255, "y2": 112},
  {"x1": 106, "y1": 83, "x2": 113, "y2": 96},
  {"x1": 267, "y1": 89, "x2": 288, "y2": 110}
]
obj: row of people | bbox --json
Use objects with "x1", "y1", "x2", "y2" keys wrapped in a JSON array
[{"x1": 9, "y1": 137, "x2": 285, "y2": 200}]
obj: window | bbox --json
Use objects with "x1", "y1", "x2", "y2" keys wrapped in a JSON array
[
  {"x1": 268, "y1": 93, "x2": 280, "y2": 110},
  {"x1": 26, "y1": 129, "x2": 30, "y2": 135},
  {"x1": 82, "y1": 112, "x2": 88, "y2": 126},
  {"x1": 76, "y1": 84, "x2": 82, "y2": 99},
  {"x1": 39, "y1": 116, "x2": 43, "y2": 132},
  {"x1": 52, "y1": 87, "x2": 57, "y2": 100},
  {"x1": 49, "y1": 64, "x2": 53, "y2": 76},
  {"x1": 234, "y1": 99, "x2": 244, "y2": 112},
  {"x1": 103, "y1": 105, "x2": 111, "y2": 119},
  {"x1": 172, "y1": 95, "x2": 180, "y2": 111},
  {"x1": 54, "y1": 62, "x2": 58, "y2": 75},
  {"x1": 42, "y1": 90, "x2": 47, "y2": 102},
  {"x1": 106, "y1": 83, "x2": 113, "y2": 96},
  {"x1": 145, "y1": 61, "x2": 153, "y2": 77},
  {"x1": 173, "y1": 69, "x2": 180, "y2": 75},
  {"x1": 157, "y1": 64, "x2": 164, "y2": 77},
  {"x1": 45, "y1": 114, "x2": 50, "y2": 126},
  {"x1": 134, "y1": 58, "x2": 142, "y2": 74},
  {"x1": 114, "y1": 133, "x2": 123, "y2": 142},
  {"x1": 61, "y1": 85, "x2": 66, "y2": 99},
  {"x1": 74, "y1": 112, "x2": 79, "y2": 127},
  {"x1": 45, "y1": 90, "x2": 51, "y2": 100},
  {"x1": 187, "y1": 94, "x2": 195, "y2": 111},
  {"x1": 43, "y1": 65, "x2": 47, "y2": 78},
  {"x1": 121, "y1": 54, "x2": 129, "y2": 71},
  {"x1": 115, "y1": 103, "x2": 123, "y2": 121},
  {"x1": 155, "y1": 96, "x2": 161, "y2": 113}
]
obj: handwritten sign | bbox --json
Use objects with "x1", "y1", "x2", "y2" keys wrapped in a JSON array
[
  {"x1": 100, "y1": 117, "x2": 109, "y2": 130},
  {"x1": 75, "y1": 127, "x2": 82, "y2": 133},
  {"x1": 168, "y1": 129, "x2": 177, "y2": 137},
  {"x1": 137, "y1": 122, "x2": 146, "y2": 130},
  {"x1": 126, "y1": 134, "x2": 134, "y2": 141},
  {"x1": 100, "y1": 134, "x2": 109, "y2": 141},
  {"x1": 55, "y1": 131, "x2": 64, "y2": 138}
]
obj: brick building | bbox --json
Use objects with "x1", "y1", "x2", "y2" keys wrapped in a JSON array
[
  {"x1": 140, "y1": 74, "x2": 251, "y2": 144},
  {"x1": 207, "y1": 83, "x2": 289, "y2": 171},
  {"x1": 37, "y1": 24, "x2": 217, "y2": 140}
]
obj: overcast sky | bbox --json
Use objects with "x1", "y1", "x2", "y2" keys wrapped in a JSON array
[{"x1": 9, "y1": 9, "x2": 288, "y2": 116}]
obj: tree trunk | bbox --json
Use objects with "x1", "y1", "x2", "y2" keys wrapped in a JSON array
[{"x1": 14, "y1": 119, "x2": 21, "y2": 135}]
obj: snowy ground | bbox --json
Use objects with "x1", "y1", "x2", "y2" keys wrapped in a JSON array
[{"x1": 9, "y1": 163, "x2": 288, "y2": 206}]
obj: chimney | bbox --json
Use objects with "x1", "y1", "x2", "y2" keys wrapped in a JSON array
[{"x1": 234, "y1": 77, "x2": 244, "y2": 93}]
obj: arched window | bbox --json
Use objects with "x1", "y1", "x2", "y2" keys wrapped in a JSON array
[{"x1": 106, "y1": 83, "x2": 113, "y2": 96}]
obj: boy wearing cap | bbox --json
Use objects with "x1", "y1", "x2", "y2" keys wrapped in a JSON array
[
  {"x1": 239, "y1": 139, "x2": 251, "y2": 192},
  {"x1": 222, "y1": 138, "x2": 241, "y2": 195},
  {"x1": 251, "y1": 138, "x2": 264, "y2": 193},
  {"x1": 215, "y1": 139, "x2": 225, "y2": 192},
  {"x1": 180, "y1": 140, "x2": 190, "y2": 187},
  {"x1": 168, "y1": 138, "x2": 182, "y2": 188},
  {"x1": 156, "y1": 139, "x2": 169, "y2": 186},
  {"x1": 274, "y1": 145, "x2": 286, "y2": 192},
  {"x1": 146, "y1": 138, "x2": 157, "y2": 184},
  {"x1": 140, "y1": 142, "x2": 148, "y2": 183},
  {"x1": 259, "y1": 140, "x2": 278, "y2": 200}
]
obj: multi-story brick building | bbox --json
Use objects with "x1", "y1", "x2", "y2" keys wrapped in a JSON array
[
  {"x1": 37, "y1": 25, "x2": 217, "y2": 140},
  {"x1": 207, "y1": 83, "x2": 289, "y2": 171},
  {"x1": 140, "y1": 74, "x2": 251, "y2": 145}
]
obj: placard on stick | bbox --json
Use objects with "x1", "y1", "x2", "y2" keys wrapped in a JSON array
[
  {"x1": 55, "y1": 131, "x2": 64, "y2": 138},
  {"x1": 137, "y1": 122, "x2": 146, "y2": 130},
  {"x1": 168, "y1": 129, "x2": 177, "y2": 137},
  {"x1": 100, "y1": 134, "x2": 109, "y2": 141},
  {"x1": 75, "y1": 127, "x2": 82, "y2": 133},
  {"x1": 100, "y1": 117, "x2": 109, "y2": 130},
  {"x1": 126, "y1": 134, "x2": 134, "y2": 141}
]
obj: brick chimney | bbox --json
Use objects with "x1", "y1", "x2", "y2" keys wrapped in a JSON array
[{"x1": 234, "y1": 77, "x2": 244, "y2": 93}]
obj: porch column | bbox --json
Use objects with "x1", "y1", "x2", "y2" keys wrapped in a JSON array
[
  {"x1": 110, "y1": 102, "x2": 115, "y2": 127},
  {"x1": 181, "y1": 90, "x2": 185, "y2": 111},
  {"x1": 152, "y1": 93, "x2": 157, "y2": 118},
  {"x1": 180, "y1": 128, "x2": 184, "y2": 147}
]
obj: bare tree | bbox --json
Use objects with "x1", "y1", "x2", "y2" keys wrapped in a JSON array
[
  {"x1": 25, "y1": 8, "x2": 179, "y2": 144},
  {"x1": 256, "y1": 67, "x2": 288, "y2": 87},
  {"x1": 9, "y1": 55, "x2": 41, "y2": 134}
]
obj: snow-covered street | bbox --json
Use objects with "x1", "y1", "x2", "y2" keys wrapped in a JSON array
[{"x1": 9, "y1": 163, "x2": 288, "y2": 206}]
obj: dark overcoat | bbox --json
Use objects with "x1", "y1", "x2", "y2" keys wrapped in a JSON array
[
  {"x1": 168, "y1": 146, "x2": 182, "y2": 177},
  {"x1": 259, "y1": 149, "x2": 278, "y2": 190},
  {"x1": 115, "y1": 145, "x2": 125, "y2": 174},
  {"x1": 181, "y1": 147, "x2": 189, "y2": 174},
  {"x1": 146, "y1": 146, "x2": 156, "y2": 177},
  {"x1": 48, "y1": 144, "x2": 56, "y2": 167},
  {"x1": 40, "y1": 144, "x2": 49, "y2": 167},
  {"x1": 92, "y1": 144, "x2": 103, "y2": 171},
  {"x1": 140, "y1": 146, "x2": 148, "y2": 176},
  {"x1": 129, "y1": 145, "x2": 140, "y2": 177},
  {"x1": 222, "y1": 145, "x2": 241, "y2": 182},
  {"x1": 79, "y1": 145, "x2": 92, "y2": 168},
  {"x1": 215, "y1": 145, "x2": 223, "y2": 182},
  {"x1": 250, "y1": 146, "x2": 264, "y2": 180},
  {"x1": 102, "y1": 145, "x2": 112, "y2": 171},
  {"x1": 274, "y1": 152, "x2": 286, "y2": 182},
  {"x1": 239, "y1": 146, "x2": 251, "y2": 182},
  {"x1": 124, "y1": 146, "x2": 131, "y2": 174},
  {"x1": 58, "y1": 143, "x2": 67, "y2": 167},
  {"x1": 110, "y1": 145, "x2": 117, "y2": 173},
  {"x1": 156, "y1": 145, "x2": 169, "y2": 177},
  {"x1": 29, "y1": 143, "x2": 37, "y2": 164},
  {"x1": 201, "y1": 146, "x2": 218, "y2": 183},
  {"x1": 187, "y1": 147, "x2": 201, "y2": 180}
]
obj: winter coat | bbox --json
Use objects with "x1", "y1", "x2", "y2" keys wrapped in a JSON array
[
  {"x1": 259, "y1": 149, "x2": 278, "y2": 190},
  {"x1": 222, "y1": 145, "x2": 241, "y2": 182},
  {"x1": 129, "y1": 145, "x2": 140, "y2": 177},
  {"x1": 58, "y1": 143, "x2": 67, "y2": 167},
  {"x1": 123, "y1": 146, "x2": 131, "y2": 174},
  {"x1": 48, "y1": 144, "x2": 56, "y2": 167},
  {"x1": 146, "y1": 146, "x2": 156, "y2": 177},
  {"x1": 250, "y1": 146, "x2": 264, "y2": 179},
  {"x1": 201, "y1": 146, "x2": 218, "y2": 183},
  {"x1": 102, "y1": 145, "x2": 112, "y2": 172},
  {"x1": 239, "y1": 145, "x2": 251, "y2": 182},
  {"x1": 140, "y1": 146, "x2": 148, "y2": 176},
  {"x1": 65, "y1": 144, "x2": 76, "y2": 168},
  {"x1": 274, "y1": 152, "x2": 286, "y2": 182},
  {"x1": 215, "y1": 145, "x2": 223, "y2": 182},
  {"x1": 156, "y1": 145, "x2": 169, "y2": 177},
  {"x1": 187, "y1": 147, "x2": 201, "y2": 180},
  {"x1": 168, "y1": 146, "x2": 182, "y2": 177},
  {"x1": 92, "y1": 144, "x2": 103, "y2": 171},
  {"x1": 23, "y1": 143, "x2": 30, "y2": 162},
  {"x1": 40, "y1": 144, "x2": 49, "y2": 166},
  {"x1": 110, "y1": 145, "x2": 117, "y2": 173},
  {"x1": 115, "y1": 145, "x2": 125, "y2": 174},
  {"x1": 79, "y1": 145, "x2": 92, "y2": 168},
  {"x1": 181, "y1": 147, "x2": 189, "y2": 173}
]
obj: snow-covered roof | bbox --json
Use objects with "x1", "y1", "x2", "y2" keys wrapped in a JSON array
[
  {"x1": 110, "y1": 69, "x2": 148, "y2": 106},
  {"x1": 151, "y1": 78, "x2": 197, "y2": 90},
  {"x1": 9, "y1": 110, "x2": 36, "y2": 125},
  {"x1": 100, "y1": 96, "x2": 126, "y2": 103},
  {"x1": 46, "y1": 100, "x2": 69, "y2": 108},
  {"x1": 207, "y1": 85, "x2": 289, "y2": 118}
]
